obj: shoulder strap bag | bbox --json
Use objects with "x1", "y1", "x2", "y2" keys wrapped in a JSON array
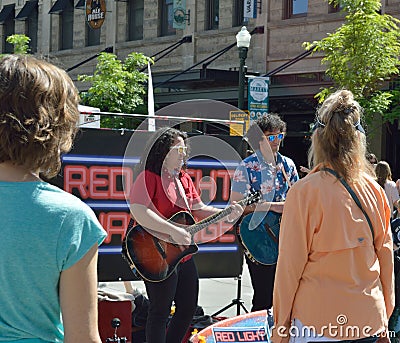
[{"x1": 323, "y1": 167, "x2": 375, "y2": 241}]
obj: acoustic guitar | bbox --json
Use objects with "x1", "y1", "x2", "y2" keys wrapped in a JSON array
[
  {"x1": 237, "y1": 211, "x2": 282, "y2": 265},
  {"x1": 121, "y1": 191, "x2": 261, "y2": 282}
]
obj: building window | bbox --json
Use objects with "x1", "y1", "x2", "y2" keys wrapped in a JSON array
[
  {"x1": 128, "y1": 0, "x2": 143, "y2": 41},
  {"x1": 3, "y1": 18, "x2": 15, "y2": 53},
  {"x1": 160, "y1": 0, "x2": 175, "y2": 37},
  {"x1": 27, "y1": 8, "x2": 38, "y2": 52},
  {"x1": 49, "y1": 0, "x2": 74, "y2": 50},
  {"x1": 284, "y1": 0, "x2": 308, "y2": 19},
  {"x1": 328, "y1": 1, "x2": 342, "y2": 13},
  {"x1": 205, "y1": 0, "x2": 219, "y2": 30},
  {"x1": 86, "y1": 26, "x2": 101, "y2": 46},
  {"x1": 0, "y1": 4, "x2": 15, "y2": 53},
  {"x1": 233, "y1": 0, "x2": 244, "y2": 27},
  {"x1": 60, "y1": 4, "x2": 74, "y2": 50},
  {"x1": 15, "y1": 1, "x2": 38, "y2": 53}
]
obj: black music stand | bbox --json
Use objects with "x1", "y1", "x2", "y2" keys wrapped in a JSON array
[{"x1": 211, "y1": 273, "x2": 249, "y2": 317}]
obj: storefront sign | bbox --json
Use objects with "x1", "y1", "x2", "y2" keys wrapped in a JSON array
[
  {"x1": 51, "y1": 129, "x2": 246, "y2": 282},
  {"x1": 248, "y1": 76, "x2": 270, "y2": 122},
  {"x1": 243, "y1": 0, "x2": 257, "y2": 19},
  {"x1": 173, "y1": 0, "x2": 187, "y2": 29},
  {"x1": 86, "y1": 0, "x2": 106, "y2": 29}
]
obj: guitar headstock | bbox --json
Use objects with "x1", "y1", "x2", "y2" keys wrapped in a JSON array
[{"x1": 243, "y1": 190, "x2": 262, "y2": 206}]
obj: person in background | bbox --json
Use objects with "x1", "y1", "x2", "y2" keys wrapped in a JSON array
[
  {"x1": 231, "y1": 114, "x2": 299, "y2": 313},
  {"x1": 366, "y1": 152, "x2": 378, "y2": 168},
  {"x1": 0, "y1": 55, "x2": 107, "y2": 343},
  {"x1": 129, "y1": 127, "x2": 242, "y2": 343},
  {"x1": 375, "y1": 161, "x2": 400, "y2": 219},
  {"x1": 272, "y1": 89, "x2": 394, "y2": 343}
]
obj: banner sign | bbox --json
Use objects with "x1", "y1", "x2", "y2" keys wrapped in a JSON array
[
  {"x1": 51, "y1": 129, "x2": 246, "y2": 281},
  {"x1": 86, "y1": 0, "x2": 106, "y2": 29},
  {"x1": 229, "y1": 110, "x2": 250, "y2": 136},
  {"x1": 212, "y1": 327, "x2": 269, "y2": 342},
  {"x1": 248, "y1": 76, "x2": 270, "y2": 122},
  {"x1": 173, "y1": 0, "x2": 187, "y2": 29},
  {"x1": 243, "y1": 0, "x2": 257, "y2": 19}
]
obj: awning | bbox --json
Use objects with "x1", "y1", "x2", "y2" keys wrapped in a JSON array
[
  {"x1": 75, "y1": 0, "x2": 85, "y2": 9},
  {"x1": 0, "y1": 4, "x2": 15, "y2": 24},
  {"x1": 15, "y1": 0, "x2": 38, "y2": 20},
  {"x1": 49, "y1": 0, "x2": 72, "y2": 14}
]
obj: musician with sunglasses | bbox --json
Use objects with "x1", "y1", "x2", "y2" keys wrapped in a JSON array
[
  {"x1": 231, "y1": 114, "x2": 299, "y2": 313},
  {"x1": 129, "y1": 127, "x2": 242, "y2": 343}
]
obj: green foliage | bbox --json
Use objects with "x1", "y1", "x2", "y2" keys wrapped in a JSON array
[
  {"x1": 303, "y1": 0, "x2": 400, "y2": 124},
  {"x1": 78, "y1": 52, "x2": 152, "y2": 129},
  {"x1": 5, "y1": 34, "x2": 30, "y2": 54},
  {"x1": 384, "y1": 89, "x2": 400, "y2": 123}
]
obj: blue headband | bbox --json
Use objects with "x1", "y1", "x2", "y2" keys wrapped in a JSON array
[{"x1": 312, "y1": 118, "x2": 365, "y2": 134}]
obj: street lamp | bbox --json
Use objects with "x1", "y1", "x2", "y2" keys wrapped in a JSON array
[{"x1": 236, "y1": 26, "x2": 251, "y2": 110}]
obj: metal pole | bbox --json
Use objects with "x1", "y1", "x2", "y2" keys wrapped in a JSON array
[{"x1": 238, "y1": 47, "x2": 248, "y2": 110}]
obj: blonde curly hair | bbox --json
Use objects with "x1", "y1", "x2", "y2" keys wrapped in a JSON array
[{"x1": 0, "y1": 55, "x2": 80, "y2": 178}]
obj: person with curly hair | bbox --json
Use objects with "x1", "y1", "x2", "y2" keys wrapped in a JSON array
[
  {"x1": 272, "y1": 90, "x2": 394, "y2": 343},
  {"x1": 0, "y1": 55, "x2": 107, "y2": 343},
  {"x1": 129, "y1": 127, "x2": 242, "y2": 343},
  {"x1": 231, "y1": 113, "x2": 299, "y2": 312}
]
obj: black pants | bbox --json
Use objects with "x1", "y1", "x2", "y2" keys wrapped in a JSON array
[
  {"x1": 144, "y1": 258, "x2": 199, "y2": 343},
  {"x1": 246, "y1": 255, "x2": 276, "y2": 311}
]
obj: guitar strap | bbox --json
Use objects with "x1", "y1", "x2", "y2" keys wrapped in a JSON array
[
  {"x1": 175, "y1": 177, "x2": 191, "y2": 212},
  {"x1": 263, "y1": 160, "x2": 290, "y2": 246},
  {"x1": 280, "y1": 161, "x2": 292, "y2": 188},
  {"x1": 265, "y1": 221, "x2": 279, "y2": 244}
]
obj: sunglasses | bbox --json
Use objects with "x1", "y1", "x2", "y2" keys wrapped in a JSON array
[
  {"x1": 170, "y1": 146, "x2": 188, "y2": 154},
  {"x1": 265, "y1": 133, "x2": 285, "y2": 142}
]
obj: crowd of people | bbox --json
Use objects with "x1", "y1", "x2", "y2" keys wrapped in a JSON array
[{"x1": 1, "y1": 54, "x2": 400, "y2": 343}]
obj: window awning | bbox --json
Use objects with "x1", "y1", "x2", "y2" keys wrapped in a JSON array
[
  {"x1": 49, "y1": 0, "x2": 71, "y2": 14},
  {"x1": 0, "y1": 4, "x2": 15, "y2": 24},
  {"x1": 75, "y1": 0, "x2": 85, "y2": 9},
  {"x1": 15, "y1": 0, "x2": 38, "y2": 20}
]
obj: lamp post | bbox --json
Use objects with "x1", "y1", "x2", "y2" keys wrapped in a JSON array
[{"x1": 236, "y1": 26, "x2": 251, "y2": 110}]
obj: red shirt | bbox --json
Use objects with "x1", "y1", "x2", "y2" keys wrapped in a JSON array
[{"x1": 129, "y1": 169, "x2": 201, "y2": 220}]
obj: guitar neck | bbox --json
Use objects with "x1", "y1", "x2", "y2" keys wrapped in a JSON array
[{"x1": 187, "y1": 198, "x2": 248, "y2": 235}]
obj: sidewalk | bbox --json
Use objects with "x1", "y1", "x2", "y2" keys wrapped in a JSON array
[{"x1": 99, "y1": 262, "x2": 253, "y2": 318}]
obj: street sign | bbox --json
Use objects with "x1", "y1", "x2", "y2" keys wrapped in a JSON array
[
  {"x1": 230, "y1": 110, "x2": 250, "y2": 136},
  {"x1": 248, "y1": 76, "x2": 270, "y2": 122}
]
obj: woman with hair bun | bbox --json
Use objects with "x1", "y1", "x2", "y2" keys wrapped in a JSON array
[{"x1": 272, "y1": 89, "x2": 394, "y2": 343}]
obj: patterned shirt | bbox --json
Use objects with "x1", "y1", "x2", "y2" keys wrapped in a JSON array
[{"x1": 231, "y1": 150, "x2": 299, "y2": 201}]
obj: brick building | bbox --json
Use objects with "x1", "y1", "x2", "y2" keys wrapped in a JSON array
[{"x1": 0, "y1": 0, "x2": 399, "y2": 173}]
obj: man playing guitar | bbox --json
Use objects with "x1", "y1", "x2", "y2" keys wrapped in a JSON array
[{"x1": 231, "y1": 114, "x2": 299, "y2": 313}]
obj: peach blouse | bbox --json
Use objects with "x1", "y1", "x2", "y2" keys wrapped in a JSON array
[{"x1": 272, "y1": 164, "x2": 394, "y2": 343}]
